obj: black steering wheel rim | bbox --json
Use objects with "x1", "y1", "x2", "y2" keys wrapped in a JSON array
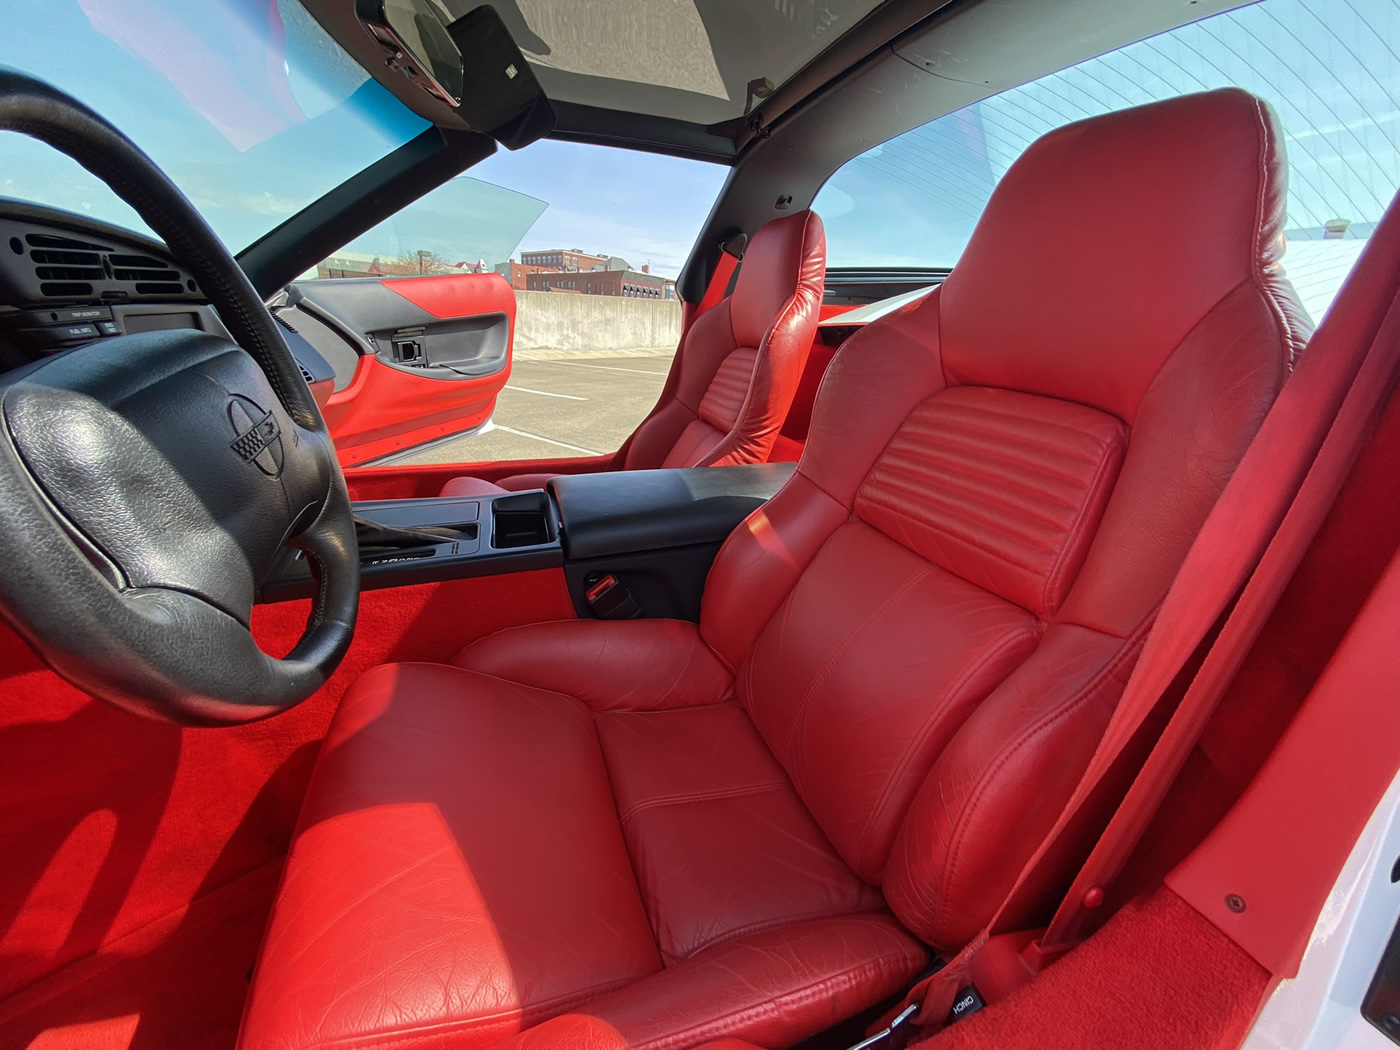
[{"x1": 0, "y1": 69, "x2": 359, "y2": 724}]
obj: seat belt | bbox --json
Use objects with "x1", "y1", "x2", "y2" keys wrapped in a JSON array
[
  {"x1": 887, "y1": 205, "x2": 1400, "y2": 1039},
  {"x1": 694, "y1": 237, "x2": 743, "y2": 319}
]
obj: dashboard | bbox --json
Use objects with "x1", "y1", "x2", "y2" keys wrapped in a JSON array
[{"x1": 0, "y1": 198, "x2": 335, "y2": 394}]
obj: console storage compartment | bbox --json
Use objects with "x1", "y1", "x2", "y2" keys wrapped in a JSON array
[{"x1": 492, "y1": 491, "x2": 556, "y2": 549}]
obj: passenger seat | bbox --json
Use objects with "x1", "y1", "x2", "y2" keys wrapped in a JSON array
[{"x1": 440, "y1": 210, "x2": 825, "y2": 498}]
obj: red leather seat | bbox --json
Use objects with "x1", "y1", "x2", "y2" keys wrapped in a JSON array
[
  {"x1": 239, "y1": 90, "x2": 1308, "y2": 1050},
  {"x1": 440, "y1": 210, "x2": 825, "y2": 498}
]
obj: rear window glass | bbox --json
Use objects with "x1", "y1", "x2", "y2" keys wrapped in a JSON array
[{"x1": 813, "y1": 0, "x2": 1400, "y2": 323}]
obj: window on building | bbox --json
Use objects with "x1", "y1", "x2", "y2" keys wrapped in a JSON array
[{"x1": 812, "y1": 0, "x2": 1399, "y2": 325}]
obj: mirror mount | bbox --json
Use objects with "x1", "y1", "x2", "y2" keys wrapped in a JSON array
[
  {"x1": 447, "y1": 6, "x2": 556, "y2": 150},
  {"x1": 355, "y1": 0, "x2": 465, "y2": 108}
]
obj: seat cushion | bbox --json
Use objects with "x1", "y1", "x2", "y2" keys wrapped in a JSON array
[
  {"x1": 237, "y1": 662, "x2": 663, "y2": 1050},
  {"x1": 239, "y1": 621, "x2": 926, "y2": 1050}
]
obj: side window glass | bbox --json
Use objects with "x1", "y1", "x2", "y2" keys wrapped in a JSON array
[{"x1": 814, "y1": 0, "x2": 1400, "y2": 324}]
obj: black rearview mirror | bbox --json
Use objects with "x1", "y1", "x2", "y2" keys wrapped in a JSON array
[{"x1": 447, "y1": 5, "x2": 556, "y2": 151}]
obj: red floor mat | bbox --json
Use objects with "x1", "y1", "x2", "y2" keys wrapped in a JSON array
[{"x1": 0, "y1": 863, "x2": 278, "y2": 1050}]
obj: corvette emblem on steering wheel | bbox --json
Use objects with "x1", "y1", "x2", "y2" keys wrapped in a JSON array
[{"x1": 227, "y1": 394, "x2": 285, "y2": 478}]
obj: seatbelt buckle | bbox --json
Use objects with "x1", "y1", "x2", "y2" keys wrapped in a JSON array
[
  {"x1": 584, "y1": 573, "x2": 640, "y2": 619},
  {"x1": 948, "y1": 984, "x2": 986, "y2": 1023},
  {"x1": 846, "y1": 1002, "x2": 919, "y2": 1050}
]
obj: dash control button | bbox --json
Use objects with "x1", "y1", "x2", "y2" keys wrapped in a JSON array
[
  {"x1": 96, "y1": 321, "x2": 120, "y2": 336},
  {"x1": 57, "y1": 323, "x2": 99, "y2": 341}
]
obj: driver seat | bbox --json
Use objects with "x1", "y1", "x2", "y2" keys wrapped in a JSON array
[{"x1": 238, "y1": 90, "x2": 1307, "y2": 1050}]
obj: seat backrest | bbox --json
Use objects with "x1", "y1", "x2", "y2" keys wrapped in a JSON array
[
  {"x1": 620, "y1": 210, "x2": 825, "y2": 470},
  {"x1": 697, "y1": 89, "x2": 1311, "y2": 954}
]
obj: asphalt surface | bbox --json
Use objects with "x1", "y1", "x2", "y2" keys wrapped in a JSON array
[{"x1": 399, "y1": 348, "x2": 675, "y2": 465}]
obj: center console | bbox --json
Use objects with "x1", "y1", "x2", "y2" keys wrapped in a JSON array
[{"x1": 260, "y1": 462, "x2": 796, "y2": 621}]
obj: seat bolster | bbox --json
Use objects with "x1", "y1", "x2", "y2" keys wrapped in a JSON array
[
  {"x1": 484, "y1": 914, "x2": 927, "y2": 1050},
  {"x1": 441, "y1": 474, "x2": 510, "y2": 498},
  {"x1": 439, "y1": 473, "x2": 561, "y2": 498},
  {"x1": 456, "y1": 618, "x2": 735, "y2": 712},
  {"x1": 490, "y1": 1018, "x2": 767, "y2": 1050},
  {"x1": 499, "y1": 472, "x2": 562, "y2": 492}
]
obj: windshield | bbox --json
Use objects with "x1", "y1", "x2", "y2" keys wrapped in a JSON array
[{"x1": 0, "y1": 0, "x2": 430, "y2": 251}]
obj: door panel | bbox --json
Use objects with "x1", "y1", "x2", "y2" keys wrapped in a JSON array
[{"x1": 282, "y1": 273, "x2": 516, "y2": 466}]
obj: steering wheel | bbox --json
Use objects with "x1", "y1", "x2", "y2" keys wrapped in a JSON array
[{"x1": 0, "y1": 71, "x2": 359, "y2": 725}]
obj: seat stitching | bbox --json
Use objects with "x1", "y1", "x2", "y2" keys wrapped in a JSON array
[
  {"x1": 860, "y1": 477, "x2": 1066, "y2": 554},
  {"x1": 1040, "y1": 429, "x2": 1127, "y2": 616},
  {"x1": 777, "y1": 562, "x2": 937, "y2": 768},
  {"x1": 898, "y1": 408, "x2": 1113, "y2": 471},
  {"x1": 630, "y1": 945, "x2": 930, "y2": 1050},
  {"x1": 854, "y1": 620, "x2": 1044, "y2": 876},
  {"x1": 617, "y1": 780, "x2": 790, "y2": 825},
  {"x1": 858, "y1": 488, "x2": 1055, "y2": 584},
  {"x1": 280, "y1": 973, "x2": 644, "y2": 1050},
  {"x1": 588, "y1": 708, "x2": 667, "y2": 960},
  {"x1": 678, "y1": 904, "x2": 878, "y2": 958},
  {"x1": 930, "y1": 612, "x2": 1153, "y2": 940}
]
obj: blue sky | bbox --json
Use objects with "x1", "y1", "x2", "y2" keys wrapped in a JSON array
[
  {"x1": 0, "y1": 0, "x2": 728, "y2": 278},
  {"x1": 0, "y1": 0, "x2": 1395, "y2": 287}
]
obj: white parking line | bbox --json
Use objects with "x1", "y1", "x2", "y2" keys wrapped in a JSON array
[
  {"x1": 504, "y1": 385, "x2": 588, "y2": 401},
  {"x1": 539, "y1": 360, "x2": 671, "y2": 377},
  {"x1": 494, "y1": 425, "x2": 602, "y2": 456}
]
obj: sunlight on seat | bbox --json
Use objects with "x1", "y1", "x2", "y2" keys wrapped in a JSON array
[{"x1": 26, "y1": 1011, "x2": 138, "y2": 1049}]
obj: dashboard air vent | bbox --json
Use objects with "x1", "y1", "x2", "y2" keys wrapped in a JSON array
[
  {"x1": 108, "y1": 252, "x2": 183, "y2": 295},
  {"x1": 1, "y1": 217, "x2": 203, "y2": 305},
  {"x1": 299, "y1": 364, "x2": 316, "y2": 385},
  {"x1": 26, "y1": 233, "x2": 104, "y2": 295}
]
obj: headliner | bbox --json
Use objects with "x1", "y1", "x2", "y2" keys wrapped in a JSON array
[{"x1": 438, "y1": 0, "x2": 886, "y2": 126}]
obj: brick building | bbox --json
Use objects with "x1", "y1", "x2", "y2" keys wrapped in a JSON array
[
  {"x1": 494, "y1": 259, "x2": 556, "y2": 290},
  {"x1": 519, "y1": 248, "x2": 608, "y2": 272},
  {"x1": 525, "y1": 267, "x2": 675, "y2": 299}
]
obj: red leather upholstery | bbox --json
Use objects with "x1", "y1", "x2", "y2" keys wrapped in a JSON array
[
  {"x1": 440, "y1": 211, "x2": 825, "y2": 499},
  {"x1": 241, "y1": 90, "x2": 1307, "y2": 1050}
]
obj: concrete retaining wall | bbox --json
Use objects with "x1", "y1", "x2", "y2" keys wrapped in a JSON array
[{"x1": 513, "y1": 290, "x2": 681, "y2": 352}]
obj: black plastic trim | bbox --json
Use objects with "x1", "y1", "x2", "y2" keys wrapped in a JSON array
[
  {"x1": 258, "y1": 493, "x2": 563, "y2": 602},
  {"x1": 566, "y1": 543, "x2": 725, "y2": 623},
  {"x1": 547, "y1": 102, "x2": 736, "y2": 163},
  {"x1": 551, "y1": 463, "x2": 795, "y2": 562},
  {"x1": 238, "y1": 127, "x2": 495, "y2": 298}
]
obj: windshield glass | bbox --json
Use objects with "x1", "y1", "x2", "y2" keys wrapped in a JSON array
[
  {"x1": 814, "y1": 0, "x2": 1400, "y2": 321},
  {"x1": 0, "y1": 0, "x2": 430, "y2": 251},
  {"x1": 304, "y1": 139, "x2": 727, "y2": 284}
]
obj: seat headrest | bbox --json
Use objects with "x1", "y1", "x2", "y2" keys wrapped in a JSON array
[
  {"x1": 938, "y1": 88, "x2": 1292, "y2": 422},
  {"x1": 731, "y1": 210, "x2": 826, "y2": 347}
]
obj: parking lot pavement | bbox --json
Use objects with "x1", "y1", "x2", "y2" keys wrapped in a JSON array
[{"x1": 399, "y1": 349, "x2": 675, "y2": 465}]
